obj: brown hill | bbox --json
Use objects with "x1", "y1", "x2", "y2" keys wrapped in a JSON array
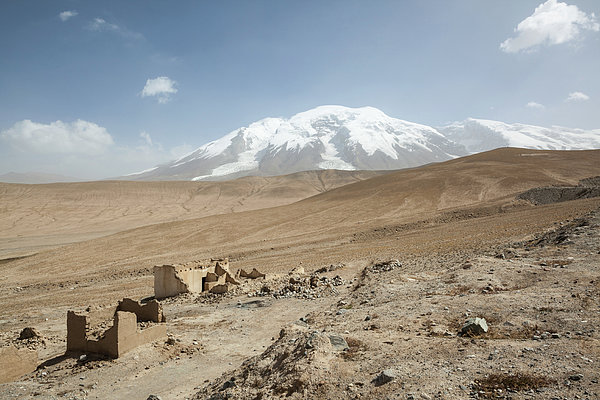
[
  {"x1": 1, "y1": 148, "x2": 598, "y2": 311},
  {"x1": 0, "y1": 169, "x2": 384, "y2": 257},
  {"x1": 1, "y1": 148, "x2": 600, "y2": 399}
]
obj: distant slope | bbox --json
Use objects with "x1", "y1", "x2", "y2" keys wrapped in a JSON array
[
  {"x1": 439, "y1": 118, "x2": 600, "y2": 153},
  {"x1": 9, "y1": 148, "x2": 599, "y2": 285},
  {"x1": 0, "y1": 171, "x2": 81, "y2": 184},
  {"x1": 0, "y1": 169, "x2": 386, "y2": 256}
]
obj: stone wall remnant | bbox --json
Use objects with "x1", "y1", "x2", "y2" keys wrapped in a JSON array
[
  {"x1": 117, "y1": 298, "x2": 165, "y2": 323},
  {"x1": 236, "y1": 268, "x2": 266, "y2": 280},
  {"x1": 153, "y1": 258, "x2": 238, "y2": 299},
  {"x1": 66, "y1": 305, "x2": 166, "y2": 358}
]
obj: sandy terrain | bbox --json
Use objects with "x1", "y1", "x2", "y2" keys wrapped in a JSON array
[
  {"x1": 0, "y1": 170, "x2": 383, "y2": 258},
  {"x1": 0, "y1": 148, "x2": 599, "y2": 399}
]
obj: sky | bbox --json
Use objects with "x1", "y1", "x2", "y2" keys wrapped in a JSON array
[{"x1": 1, "y1": 0, "x2": 599, "y2": 179}]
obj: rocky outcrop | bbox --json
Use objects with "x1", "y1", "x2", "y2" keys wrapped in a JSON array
[{"x1": 517, "y1": 176, "x2": 600, "y2": 205}]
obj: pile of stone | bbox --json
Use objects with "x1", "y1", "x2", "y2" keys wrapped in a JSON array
[
  {"x1": 10, "y1": 327, "x2": 45, "y2": 352},
  {"x1": 366, "y1": 260, "x2": 401, "y2": 274},
  {"x1": 314, "y1": 263, "x2": 345, "y2": 273},
  {"x1": 251, "y1": 275, "x2": 346, "y2": 300}
]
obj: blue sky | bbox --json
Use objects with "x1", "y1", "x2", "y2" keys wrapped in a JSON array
[{"x1": 1, "y1": 0, "x2": 599, "y2": 179}]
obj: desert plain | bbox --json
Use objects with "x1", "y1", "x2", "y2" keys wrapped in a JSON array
[{"x1": 0, "y1": 148, "x2": 599, "y2": 399}]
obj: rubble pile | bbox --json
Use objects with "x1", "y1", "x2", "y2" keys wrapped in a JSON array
[
  {"x1": 250, "y1": 274, "x2": 346, "y2": 299},
  {"x1": 366, "y1": 259, "x2": 401, "y2": 274}
]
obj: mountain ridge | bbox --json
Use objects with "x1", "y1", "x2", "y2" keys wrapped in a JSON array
[{"x1": 125, "y1": 105, "x2": 600, "y2": 181}]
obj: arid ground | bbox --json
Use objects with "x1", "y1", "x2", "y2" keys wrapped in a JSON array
[{"x1": 1, "y1": 148, "x2": 599, "y2": 399}]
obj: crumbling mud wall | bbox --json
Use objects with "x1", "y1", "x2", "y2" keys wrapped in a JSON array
[
  {"x1": 237, "y1": 268, "x2": 266, "y2": 280},
  {"x1": 117, "y1": 298, "x2": 165, "y2": 322},
  {"x1": 0, "y1": 346, "x2": 37, "y2": 384},
  {"x1": 153, "y1": 258, "x2": 238, "y2": 298},
  {"x1": 67, "y1": 310, "x2": 166, "y2": 358}
]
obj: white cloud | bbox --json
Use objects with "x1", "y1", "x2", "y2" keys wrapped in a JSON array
[
  {"x1": 500, "y1": 0, "x2": 599, "y2": 53},
  {"x1": 140, "y1": 76, "x2": 178, "y2": 104},
  {"x1": 59, "y1": 10, "x2": 78, "y2": 22},
  {"x1": 87, "y1": 17, "x2": 144, "y2": 40},
  {"x1": 1, "y1": 119, "x2": 114, "y2": 155},
  {"x1": 140, "y1": 131, "x2": 153, "y2": 146},
  {"x1": 0, "y1": 120, "x2": 194, "y2": 180},
  {"x1": 566, "y1": 91, "x2": 590, "y2": 102},
  {"x1": 89, "y1": 17, "x2": 117, "y2": 31},
  {"x1": 526, "y1": 101, "x2": 545, "y2": 110}
]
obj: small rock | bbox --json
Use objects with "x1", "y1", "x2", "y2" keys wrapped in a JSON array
[
  {"x1": 221, "y1": 378, "x2": 236, "y2": 390},
  {"x1": 18, "y1": 327, "x2": 41, "y2": 340},
  {"x1": 461, "y1": 317, "x2": 488, "y2": 336},
  {"x1": 569, "y1": 374, "x2": 583, "y2": 381},
  {"x1": 289, "y1": 266, "x2": 304, "y2": 275},
  {"x1": 328, "y1": 335, "x2": 349, "y2": 351},
  {"x1": 294, "y1": 320, "x2": 309, "y2": 328},
  {"x1": 79, "y1": 354, "x2": 88, "y2": 362},
  {"x1": 147, "y1": 396, "x2": 162, "y2": 400},
  {"x1": 373, "y1": 369, "x2": 397, "y2": 386}
]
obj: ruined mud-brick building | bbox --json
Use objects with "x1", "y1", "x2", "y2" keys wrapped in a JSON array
[
  {"x1": 67, "y1": 298, "x2": 166, "y2": 358},
  {"x1": 153, "y1": 258, "x2": 239, "y2": 299}
]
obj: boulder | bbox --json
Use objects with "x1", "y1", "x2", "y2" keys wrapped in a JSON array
[
  {"x1": 328, "y1": 335, "x2": 349, "y2": 351},
  {"x1": 373, "y1": 369, "x2": 397, "y2": 386},
  {"x1": 461, "y1": 317, "x2": 488, "y2": 336},
  {"x1": 18, "y1": 327, "x2": 41, "y2": 340}
]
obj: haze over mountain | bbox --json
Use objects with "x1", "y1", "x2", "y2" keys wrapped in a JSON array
[
  {"x1": 439, "y1": 118, "x2": 600, "y2": 154},
  {"x1": 0, "y1": 171, "x2": 82, "y2": 184},
  {"x1": 125, "y1": 106, "x2": 600, "y2": 181}
]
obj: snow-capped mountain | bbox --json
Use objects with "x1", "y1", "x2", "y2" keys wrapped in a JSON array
[
  {"x1": 126, "y1": 106, "x2": 600, "y2": 181},
  {"x1": 439, "y1": 118, "x2": 600, "y2": 154},
  {"x1": 129, "y1": 106, "x2": 465, "y2": 181}
]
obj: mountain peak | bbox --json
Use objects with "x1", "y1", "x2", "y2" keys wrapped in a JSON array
[
  {"x1": 124, "y1": 106, "x2": 599, "y2": 181},
  {"x1": 439, "y1": 118, "x2": 600, "y2": 153}
]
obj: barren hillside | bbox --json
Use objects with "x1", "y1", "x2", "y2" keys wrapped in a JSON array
[
  {"x1": 0, "y1": 148, "x2": 599, "y2": 399},
  {"x1": 1, "y1": 148, "x2": 598, "y2": 309},
  {"x1": 0, "y1": 169, "x2": 384, "y2": 258}
]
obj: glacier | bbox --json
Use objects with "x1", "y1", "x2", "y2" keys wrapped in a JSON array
[{"x1": 125, "y1": 106, "x2": 600, "y2": 181}]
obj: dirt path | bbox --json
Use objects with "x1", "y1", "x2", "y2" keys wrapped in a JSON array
[{"x1": 0, "y1": 286, "x2": 347, "y2": 399}]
